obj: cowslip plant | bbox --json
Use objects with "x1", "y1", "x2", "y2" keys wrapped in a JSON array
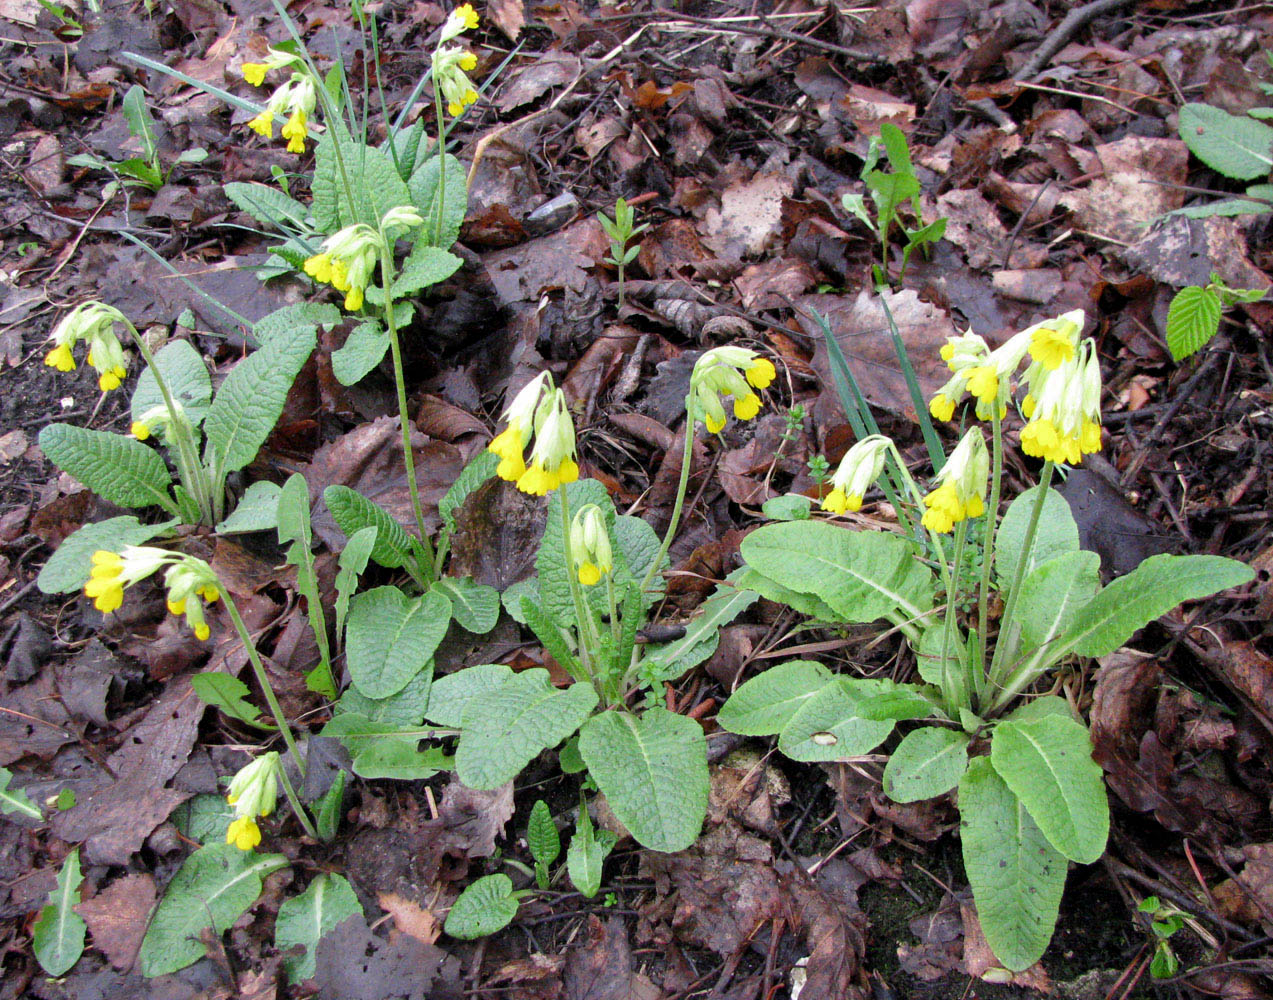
[
  {"x1": 839, "y1": 122, "x2": 947, "y2": 286},
  {"x1": 718, "y1": 309, "x2": 1254, "y2": 972},
  {"x1": 1165, "y1": 274, "x2": 1265, "y2": 362},
  {"x1": 36, "y1": 299, "x2": 335, "y2": 598},
  {"x1": 597, "y1": 197, "x2": 648, "y2": 308}
]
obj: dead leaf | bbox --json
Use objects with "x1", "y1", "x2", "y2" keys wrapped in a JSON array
[
  {"x1": 960, "y1": 900, "x2": 1052, "y2": 989},
  {"x1": 935, "y1": 188, "x2": 1047, "y2": 270},
  {"x1": 378, "y1": 892, "x2": 441, "y2": 946},
  {"x1": 495, "y1": 53, "x2": 579, "y2": 112},
  {"x1": 779, "y1": 860, "x2": 868, "y2": 1000},
  {"x1": 896, "y1": 893, "x2": 964, "y2": 981},
  {"x1": 487, "y1": 0, "x2": 525, "y2": 40},
  {"x1": 75, "y1": 874, "x2": 156, "y2": 971},
  {"x1": 1123, "y1": 215, "x2": 1271, "y2": 293},
  {"x1": 1059, "y1": 137, "x2": 1188, "y2": 243},
  {"x1": 312, "y1": 915, "x2": 459, "y2": 1000},
  {"x1": 702, "y1": 172, "x2": 795, "y2": 260},
  {"x1": 733, "y1": 258, "x2": 817, "y2": 311},
  {"x1": 564, "y1": 916, "x2": 664, "y2": 1000},
  {"x1": 484, "y1": 217, "x2": 606, "y2": 305},
  {"x1": 1056, "y1": 467, "x2": 1177, "y2": 577}
]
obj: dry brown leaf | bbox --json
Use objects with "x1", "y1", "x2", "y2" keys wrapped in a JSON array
[
  {"x1": 487, "y1": 0, "x2": 525, "y2": 40},
  {"x1": 1059, "y1": 137, "x2": 1188, "y2": 243},
  {"x1": 934, "y1": 188, "x2": 1047, "y2": 270},
  {"x1": 75, "y1": 874, "x2": 157, "y2": 971},
  {"x1": 378, "y1": 891, "x2": 442, "y2": 945},
  {"x1": 702, "y1": 172, "x2": 794, "y2": 260},
  {"x1": 960, "y1": 900, "x2": 1052, "y2": 989}
]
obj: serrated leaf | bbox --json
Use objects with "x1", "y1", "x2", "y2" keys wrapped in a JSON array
[
  {"x1": 424, "y1": 664, "x2": 512, "y2": 727},
  {"x1": 277, "y1": 473, "x2": 332, "y2": 696},
  {"x1": 391, "y1": 246, "x2": 463, "y2": 298},
  {"x1": 455, "y1": 670, "x2": 597, "y2": 789},
  {"x1": 740, "y1": 521, "x2": 934, "y2": 625},
  {"x1": 346, "y1": 586, "x2": 450, "y2": 699},
  {"x1": 203, "y1": 323, "x2": 315, "y2": 476},
  {"x1": 131, "y1": 339, "x2": 212, "y2": 429},
  {"x1": 439, "y1": 450, "x2": 498, "y2": 533},
  {"x1": 315, "y1": 770, "x2": 345, "y2": 841},
  {"x1": 223, "y1": 181, "x2": 311, "y2": 230},
  {"x1": 1166, "y1": 285, "x2": 1223, "y2": 361},
  {"x1": 521, "y1": 595, "x2": 583, "y2": 681},
  {"x1": 409, "y1": 153, "x2": 467, "y2": 248},
  {"x1": 991, "y1": 716, "x2": 1109, "y2": 864},
  {"x1": 215, "y1": 480, "x2": 282, "y2": 534},
  {"x1": 324, "y1": 485, "x2": 418, "y2": 570},
  {"x1": 275, "y1": 873, "x2": 362, "y2": 983},
  {"x1": 578, "y1": 708, "x2": 708, "y2": 853},
  {"x1": 995, "y1": 486, "x2": 1079, "y2": 589},
  {"x1": 312, "y1": 123, "x2": 414, "y2": 231},
  {"x1": 331, "y1": 320, "x2": 389, "y2": 386},
  {"x1": 0, "y1": 766, "x2": 41, "y2": 818},
  {"x1": 1178, "y1": 103, "x2": 1273, "y2": 181},
  {"x1": 33, "y1": 849, "x2": 86, "y2": 976},
  {"x1": 335, "y1": 525, "x2": 377, "y2": 641},
  {"x1": 432, "y1": 577, "x2": 499, "y2": 633},
  {"x1": 39, "y1": 424, "x2": 174, "y2": 511},
  {"x1": 444, "y1": 874, "x2": 518, "y2": 939},
  {"x1": 959, "y1": 757, "x2": 1067, "y2": 972},
  {"x1": 882, "y1": 727, "x2": 969, "y2": 803},
  {"x1": 190, "y1": 672, "x2": 269, "y2": 728},
  {"x1": 37, "y1": 516, "x2": 171, "y2": 594},
  {"x1": 566, "y1": 806, "x2": 616, "y2": 898},
  {"x1": 716, "y1": 660, "x2": 836, "y2": 735},
  {"x1": 122, "y1": 85, "x2": 156, "y2": 156},
  {"x1": 1052, "y1": 553, "x2": 1253, "y2": 660},
  {"x1": 138, "y1": 843, "x2": 287, "y2": 977},
  {"x1": 527, "y1": 800, "x2": 560, "y2": 869},
  {"x1": 641, "y1": 579, "x2": 759, "y2": 683}
]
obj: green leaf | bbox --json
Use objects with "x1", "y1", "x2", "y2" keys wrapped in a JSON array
[
  {"x1": 991, "y1": 716, "x2": 1109, "y2": 864},
  {"x1": 1053, "y1": 553, "x2": 1253, "y2": 660},
  {"x1": 882, "y1": 727, "x2": 969, "y2": 803},
  {"x1": 995, "y1": 486, "x2": 1079, "y2": 589},
  {"x1": 339, "y1": 666, "x2": 434, "y2": 726},
  {"x1": 320, "y1": 713, "x2": 448, "y2": 780},
  {"x1": 216, "y1": 480, "x2": 282, "y2": 534},
  {"x1": 740, "y1": 521, "x2": 934, "y2": 626},
  {"x1": 500, "y1": 577, "x2": 537, "y2": 624},
  {"x1": 761, "y1": 494, "x2": 812, "y2": 520},
  {"x1": 778, "y1": 679, "x2": 931, "y2": 762},
  {"x1": 716, "y1": 660, "x2": 836, "y2": 736},
  {"x1": 312, "y1": 123, "x2": 413, "y2": 231},
  {"x1": 223, "y1": 181, "x2": 311, "y2": 230},
  {"x1": 455, "y1": 670, "x2": 598, "y2": 789},
  {"x1": 1004, "y1": 696, "x2": 1073, "y2": 724},
  {"x1": 251, "y1": 303, "x2": 342, "y2": 346},
  {"x1": 391, "y1": 246, "x2": 463, "y2": 298},
  {"x1": 536, "y1": 480, "x2": 614, "y2": 625},
  {"x1": 138, "y1": 843, "x2": 287, "y2": 977},
  {"x1": 0, "y1": 767, "x2": 41, "y2": 818},
  {"x1": 32, "y1": 849, "x2": 86, "y2": 976},
  {"x1": 190, "y1": 672, "x2": 269, "y2": 728},
  {"x1": 444, "y1": 874, "x2": 518, "y2": 940},
  {"x1": 123, "y1": 85, "x2": 157, "y2": 159},
  {"x1": 324, "y1": 485, "x2": 419, "y2": 570},
  {"x1": 1166, "y1": 285, "x2": 1223, "y2": 361},
  {"x1": 611, "y1": 514, "x2": 668, "y2": 605},
  {"x1": 131, "y1": 339, "x2": 212, "y2": 428},
  {"x1": 38, "y1": 424, "x2": 175, "y2": 511},
  {"x1": 1178, "y1": 103, "x2": 1273, "y2": 181},
  {"x1": 527, "y1": 800, "x2": 560, "y2": 869},
  {"x1": 346, "y1": 586, "x2": 450, "y2": 699},
  {"x1": 277, "y1": 473, "x2": 332, "y2": 696},
  {"x1": 408, "y1": 153, "x2": 467, "y2": 248},
  {"x1": 37, "y1": 516, "x2": 171, "y2": 594},
  {"x1": 425, "y1": 664, "x2": 513, "y2": 727},
  {"x1": 578, "y1": 708, "x2": 708, "y2": 853},
  {"x1": 1013, "y1": 551, "x2": 1101, "y2": 665},
  {"x1": 439, "y1": 449, "x2": 498, "y2": 533},
  {"x1": 641, "y1": 579, "x2": 759, "y2": 683},
  {"x1": 331, "y1": 320, "x2": 389, "y2": 387},
  {"x1": 170, "y1": 794, "x2": 235, "y2": 844},
  {"x1": 733, "y1": 566, "x2": 841, "y2": 622},
  {"x1": 915, "y1": 622, "x2": 969, "y2": 688},
  {"x1": 335, "y1": 525, "x2": 377, "y2": 641},
  {"x1": 275, "y1": 874, "x2": 362, "y2": 983},
  {"x1": 432, "y1": 577, "x2": 499, "y2": 634},
  {"x1": 314, "y1": 770, "x2": 345, "y2": 841},
  {"x1": 203, "y1": 322, "x2": 315, "y2": 476},
  {"x1": 520, "y1": 596, "x2": 583, "y2": 679},
  {"x1": 959, "y1": 757, "x2": 1067, "y2": 972},
  {"x1": 566, "y1": 805, "x2": 616, "y2": 898}
]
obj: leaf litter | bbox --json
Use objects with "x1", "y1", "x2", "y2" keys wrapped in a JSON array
[{"x1": 0, "y1": 1, "x2": 1271, "y2": 998}]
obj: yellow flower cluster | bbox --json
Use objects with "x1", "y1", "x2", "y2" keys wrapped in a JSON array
[
  {"x1": 821, "y1": 435, "x2": 890, "y2": 515},
  {"x1": 489, "y1": 373, "x2": 580, "y2": 496},
  {"x1": 241, "y1": 50, "x2": 317, "y2": 154},
  {"x1": 225, "y1": 752, "x2": 280, "y2": 851},
  {"x1": 44, "y1": 302, "x2": 130, "y2": 391},
  {"x1": 303, "y1": 224, "x2": 379, "y2": 312},
  {"x1": 689, "y1": 347, "x2": 776, "y2": 434},
  {"x1": 85, "y1": 547, "x2": 221, "y2": 640},
  {"x1": 434, "y1": 4, "x2": 482, "y2": 116},
  {"x1": 1019, "y1": 339, "x2": 1102, "y2": 465},
  {"x1": 921, "y1": 428, "x2": 988, "y2": 534},
  {"x1": 570, "y1": 505, "x2": 612, "y2": 585}
]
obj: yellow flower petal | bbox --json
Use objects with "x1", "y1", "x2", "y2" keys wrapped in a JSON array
[
  {"x1": 247, "y1": 110, "x2": 274, "y2": 137},
  {"x1": 226, "y1": 816, "x2": 261, "y2": 851},
  {"x1": 242, "y1": 63, "x2": 268, "y2": 87},
  {"x1": 745, "y1": 357, "x2": 776, "y2": 389},
  {"x1": 578, "y1": 562, "x2": 601, "y2": 586},
  {"x1": 44, "y1": 343, "x2": 76, "y2": 372}
]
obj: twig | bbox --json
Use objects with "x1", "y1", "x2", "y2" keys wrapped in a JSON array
[{"x1": 1015, "y1": 0, "x2": 1140, "y2": 81}]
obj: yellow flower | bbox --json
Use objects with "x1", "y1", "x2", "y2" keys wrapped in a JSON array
[
  {"x1": 241, "y1": 63, "x2": 269, "y2": 87},
  {"x1": 1025, "y1": 310, "x2": 1084, "y2": 371},
  {"x1": 247, "y1": 110, "x2": 274, "y2": 137},
  {"x1": 281, "y1": 109, "x2": 307, "y2": 153},
  {"x1": 433, "y1": 44, "x2": 481, "y2": 117},
  {"x1": 690, "y1": 346, "x2": 774, "y2": 434},
  {"x1": 131, "y1": 421, "x2": 150, "y2": 440},
  {"x1": 490, "y1": 372, "x2": 554, "y2": 483},
  {"x1": 83, "y1": 547, "x2": 221, "y2": 640},
  {"x1": 570, "y1": 505, "x2": 612, "y2": 585},
  {"x1": 921, "y1": 429, "x2": 988, "y2": 534},
  {"x1": 441, "y1": 2, "x2": 479, "y2": 43},
  {"x1": 821, "y1": 435, "x2": 890, "y2": 515},
  {"x1": 240, "y1": 48, "x2": 298, "y2": 88},
  {"x1": 303, "y1": 224, "x2": 380, "y2": 313},
  {"x1": 1020, "y1": 340, "x2": 1102, "y2": 466},
  {"x1": 45, "y1": 301, "x2": 131, "y2": 391},
  {"x1": 928, "y1": 393, "x2": 955, "y2": 423},
  {"x1": 226, "y1": 816, "x2": 261, "y2": 851},
  {"x1": 515, "y1": 391, "x2": 579, "y2": 496},
  {"x1": 45, "y1": 342, "x2": 75, "y2": 372},
  {"x1": 84, "y1": 551, "x2": 126, "y2": 613}
]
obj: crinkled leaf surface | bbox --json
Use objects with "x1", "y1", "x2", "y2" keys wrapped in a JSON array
[
  {"x1": 324, "y1": 485, "x2": 419, "y2": 570},
  {"x1": 882, "y1": 727, "x2": 969, "y2": 803},
  {"x1": 717, "y1": 660, "x2": 836, "y2": 736},
  {"x1": 444, "y1": 874, "x2": 518, "y2": 940},
  {"x1": 432, "y1": 577, "x2": 499, "y2": 634},
  {"x1": 131, "y1": 339, "x2": 212, "y2": 428},
  {"x1": 38, "y1": 516, "x2": 171, "y2": 594},
  {"x1": 346, "y1": 586, "x2": 450, "y2": 699},
  {"x1": 425, "y1": 664, "x2": 513, "y2": 728},
  {"x1": 39, "y1": 424, "x2": 173, "y2": 510}
]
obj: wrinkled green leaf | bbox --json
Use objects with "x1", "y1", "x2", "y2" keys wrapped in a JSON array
[
  {"x1": 39, "y1": 424, "x2": 175, "y2": 512},
  {"x1": 275, "y1": 874, "x2": 362, "y2": 983}
]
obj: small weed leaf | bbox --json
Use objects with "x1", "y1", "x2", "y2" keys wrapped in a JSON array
[
  {"x1": 526, "y1": 800, "x2": 560, "y2": 869},
  {"x1": 32, "y1": 849, "x2": 86, "y2": 976},
  {"x1": 0, "y1": 767, "x2": 41, "y2": 819},
  {"x1": 444, "y1": 874, "x2": 518, "y2": 940},
  {"x1": 1165, "y1": 285, "x2": 1222, "y2": 361}
]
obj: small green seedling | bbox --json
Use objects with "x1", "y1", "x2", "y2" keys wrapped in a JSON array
[
  {"x1": 68, "y1": 86, "x2": 207, "y2": 195},
  {"x1": 597, "y1": 197, "x2": 648, "y2": 308},
  {"x1": 1165, "y1": 274, "x2": 1265, "y2": 361},
  {"x1": 526, "y1": 799, "x2": 560, "y2": 890},
  {"x1": 1138, "y1": 896, "x2": 1185, "y2": 979}
]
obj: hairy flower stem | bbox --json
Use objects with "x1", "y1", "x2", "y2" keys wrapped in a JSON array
[
  {"x1": 975, "y1": 412, "x2": 1005, "y2": 696},
  {"x1": 639, "y1": 401, "x2": 696, "y2": 598},
  {"x1": 987, "y1": 460, "x2": 1054, "y2": 696},
  {"x1": 222, "y1": 592, "x2": 319, "y2": 840},
  {"x1": 379, "y1": 243, "x2": 437, "y2": 584},
  {"x1": 432, "y1": 89, "x2": 448, "y2": 246},
  {"x1": 123, "y1": 323, "x2": 212, "y2": 523},
  {"x1": 943, "y1": 519, "x2": 970, "y2": 713},
  {"x1": 558, "y1": 489, "x2": 596, "y2": 684}
]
